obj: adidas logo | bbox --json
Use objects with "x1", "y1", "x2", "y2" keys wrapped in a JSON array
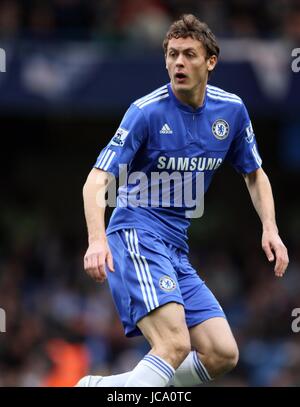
[{"x1": 159, "y1": 123, "x2": 173, "y2": 134}]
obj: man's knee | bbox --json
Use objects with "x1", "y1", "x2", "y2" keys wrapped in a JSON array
[
  {"x1": 165, "y1": 326, "x2": 191, "y2": 362},
  {"x1": 138, "y1": 303, "x2": 191, "y2": 368},
  {"x1": 200, "y1": 342, "x2": 239, "y2": 376},
  {"x1": 190, "y1": 318, "x2": 239, "y2": 378},
  {"x1": 153, "y1": 325, "x2": 191, "y2": 367},
  {"x1": 217, "y1": 343, "x2": 239, "y2": 372}
]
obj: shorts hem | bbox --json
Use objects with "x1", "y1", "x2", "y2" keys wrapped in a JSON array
[{"x1": 187, "y1": 311, "x2": 227, "y2": 329}]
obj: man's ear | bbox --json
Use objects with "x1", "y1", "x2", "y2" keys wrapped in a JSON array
[{"x1": 207, "y1": 55, "x2": 217, "y2": 72}]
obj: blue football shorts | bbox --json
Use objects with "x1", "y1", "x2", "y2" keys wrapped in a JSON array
[{"x1": 106, "y1": 228, "x2": 226, "y2": 337}]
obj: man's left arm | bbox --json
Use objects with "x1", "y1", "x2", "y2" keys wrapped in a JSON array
[{"x1": 243, "y1": 167, "x2": 289, "y2": 277}]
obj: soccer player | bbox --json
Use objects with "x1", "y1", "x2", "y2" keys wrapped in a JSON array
[{"x1": 77, "y1": 14, "x2": 289, "y2": 387}]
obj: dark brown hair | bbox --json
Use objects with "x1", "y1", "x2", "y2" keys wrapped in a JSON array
[{"x1": 163, "y1": 14, "x2": 220, "y2": 59}]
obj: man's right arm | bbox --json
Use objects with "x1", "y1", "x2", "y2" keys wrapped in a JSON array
[
  {"x1": 82, "y1": 168, "x2": 114, "y2": 283},
  {"x1": 82, "y1": 104, "x2": 147, "y2": 282}
]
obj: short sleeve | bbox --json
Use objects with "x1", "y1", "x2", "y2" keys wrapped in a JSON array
[
  {"x1": 94, "y1": 104, "x2": 147, "y2": 177},
  {"x1": 226, "y1": 103, "x2": 262, "y2": 174}
]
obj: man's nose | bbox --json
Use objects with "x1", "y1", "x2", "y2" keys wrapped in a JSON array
[{"x1": 175, "y1": 54, "x2": 184, "y2": 66}]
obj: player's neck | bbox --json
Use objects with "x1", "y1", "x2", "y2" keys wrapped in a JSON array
[{"x1": 172, "y1": 81, "x2": 207, "y2": 110}]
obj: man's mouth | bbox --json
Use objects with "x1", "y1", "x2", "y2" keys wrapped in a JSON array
[{"x1": 175, "y1": 72, "x2": 188, "y2": 82}]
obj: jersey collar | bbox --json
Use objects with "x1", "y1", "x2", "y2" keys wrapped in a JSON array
[{"x1": 167, "y1": 83, "x2": 206, "y2": 114}]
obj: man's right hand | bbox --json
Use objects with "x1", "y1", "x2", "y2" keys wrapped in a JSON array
[{"x1": 83, "y1": 239, "x2": 114, "y2": 283}]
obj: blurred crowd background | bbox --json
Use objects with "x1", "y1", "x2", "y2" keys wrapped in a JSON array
[
  {"x1": 1, "y1": 0, "x2": 300, "y2": 41},
  {"x1": 0, "y1": 0, "x2": 300, "y2": 387}
]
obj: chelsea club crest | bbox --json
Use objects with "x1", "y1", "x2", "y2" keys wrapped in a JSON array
[
  {"x1": 212, "y1": 119, "x2": 229, "y2": 140},
  {"x1": 159, "y1": 276, "x2": 176, "y2": 292}
]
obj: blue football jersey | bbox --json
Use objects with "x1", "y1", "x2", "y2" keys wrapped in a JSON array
[{"x1": 94, "y1": 83, "x2": 262, "y2": 252}]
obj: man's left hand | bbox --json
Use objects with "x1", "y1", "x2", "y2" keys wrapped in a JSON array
[{"x1": 262, "y1": 230, "x2": 289, "y2": 277}]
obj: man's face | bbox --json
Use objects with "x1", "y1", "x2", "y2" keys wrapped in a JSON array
[{"x1": 165, "y1": 37, "x2": 217, "y2": 94}]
